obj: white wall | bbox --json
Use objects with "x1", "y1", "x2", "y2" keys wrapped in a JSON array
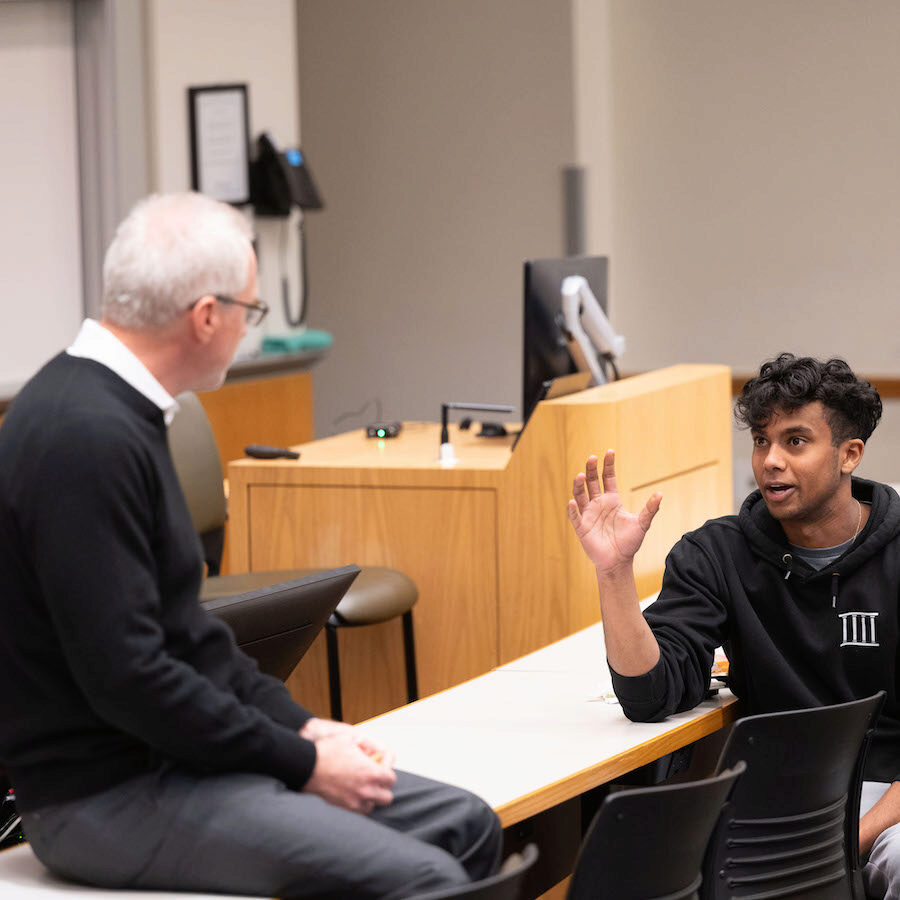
[
  {"x1": 602, "y1": 0, "x2": 900, "y2": 489},
  {"x1": 0, "y1": 0, "x2": 83, "y2": 394},
  {"x1": 298, "y1": 0, "x2": 577, "y2": 434},
  {"x1": 607, "y1": 0, "x2": 900, "y2": 374},
  {"x1": 144, "y1": 0, "x2": 303, "y2": 348},
  {"x1": 571, "y1": 0, "x2": 613, "y2": 255}
]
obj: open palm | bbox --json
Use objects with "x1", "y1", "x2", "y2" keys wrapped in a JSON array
[{"x1": 567, "y1": 450, "x2": 662, "y2": 572}]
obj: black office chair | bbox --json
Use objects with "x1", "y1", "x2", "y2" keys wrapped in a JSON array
[
  {"x1": 203, "y1": 566, "x2": 359, "y2": 681},
  {"x1": 411, "y1": 844, "x2": 539, "y2": 900},
  {"x1": 702, "y1": 692, "x2": 885, "y2": 900},
  {"x1": 168, "y1": 392, "x2": 419, "y2": 716},
  {"x1": 566, "y1": 764, "x2": 745, "y2": 900}
]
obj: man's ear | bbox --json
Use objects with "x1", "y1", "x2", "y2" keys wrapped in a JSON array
[
  {"x1": 187, "y1": 295, "x2": 218, "y2": 344},
  {"x1": 841, "y1": 438, "x2": 865, "y2": 475}
]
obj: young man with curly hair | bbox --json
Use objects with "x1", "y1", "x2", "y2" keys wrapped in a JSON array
[{"x1": 568, "y1": 353, "x2": 900, "y2": 899}]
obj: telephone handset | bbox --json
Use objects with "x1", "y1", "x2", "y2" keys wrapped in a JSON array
[{"x1": 249, "y1": 133, "x2": 324, "y2": 327}]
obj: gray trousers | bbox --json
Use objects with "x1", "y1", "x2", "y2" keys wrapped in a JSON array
[
  {"x1": 862, "y1": 782, "x2": 900, "y2": 900},
  {"x1": 21, "y1": 767, "x2": 502, "y2": 899}
]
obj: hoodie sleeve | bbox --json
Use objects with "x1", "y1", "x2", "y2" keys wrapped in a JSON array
[{"x1": 610, "y1": 533, "x2": 728, "y2": 722}]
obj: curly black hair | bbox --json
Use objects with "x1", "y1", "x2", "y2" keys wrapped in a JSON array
[{"x1": 734, "y1": 353, "x2": 882, "y2": 445}]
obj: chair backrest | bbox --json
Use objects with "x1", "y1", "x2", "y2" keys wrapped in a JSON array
[
  {"x1": 410, "y1": 844, "x2": 538, "y2": 900},
  {"x1": 703, "y1": 692, "x2": 885, "y2": 899},
  {"x1": 167, "y1": 392, "x2": 228, "y2": 574},
  {"x1": 202, "y1": 566, "x2": 360, "y2": 680},
  {"x1": 566, "y1": 763, "x2": 746, "y2": 900}
]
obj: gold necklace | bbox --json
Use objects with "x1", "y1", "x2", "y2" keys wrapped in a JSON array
[{"x1": 852, "y1": 498, "x2": 863, "y2": 541}]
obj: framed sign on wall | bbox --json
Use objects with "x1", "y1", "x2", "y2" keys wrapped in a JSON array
[{"x1": 188, "y1": 83, "x2": 250, "y2": 204}]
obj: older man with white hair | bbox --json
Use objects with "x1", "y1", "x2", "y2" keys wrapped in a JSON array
[{"x1": 0, "y1": 193, "x2": 501, "y2": 899}]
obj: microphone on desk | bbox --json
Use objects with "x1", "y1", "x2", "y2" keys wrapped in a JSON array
[{"x1": 439, "y1": 402, "x2": 514, "y2": 465}]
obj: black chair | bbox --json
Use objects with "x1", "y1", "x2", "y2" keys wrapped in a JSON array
[
  {"x1": 702, "y1": 692, "x2": 885, "y2": 899},
  {"x1": 566, "y1": 764, "x2": 745, "y2": 900},
  {"x1": 167, "y1": 391, "x2": 419, "y2": 715},
  {"x1": 203, "y1": 566, "x2": 359, "y2": 681},
  {"x1": 411, "y1": 844, "x2": 539, "y2": 900}
]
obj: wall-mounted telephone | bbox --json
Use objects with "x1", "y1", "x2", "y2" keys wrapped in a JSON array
[
  {"x1": 249, "y1": 133, "x2": 324, "y2": 328},
  {"x1": 250, "y1": 133, "x2": 323, "y2": 217}
]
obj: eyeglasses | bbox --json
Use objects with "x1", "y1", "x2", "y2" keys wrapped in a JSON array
[
  {"x1": 213, "y1": 295, "x2": 269, "y2": 327},
  {"x1": 189, "y1": 295, "x2": 269, "y2": 326}
]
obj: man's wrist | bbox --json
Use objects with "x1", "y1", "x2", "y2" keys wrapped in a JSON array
[
  {"x1": 859, "y1": 811, "x2": 878, "y2": 856},
  {"x1": 300, "y1": 717, "x2": 354, "y2": 743},
  {"x1": 595, "y1": 562, "x2": 637, "y2": 589},
  {"x1": 299, "y1": 717, "x2": 323, "y2": 741}
]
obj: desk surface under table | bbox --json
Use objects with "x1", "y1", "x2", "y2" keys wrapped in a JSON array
[{"x1": 358, "y1": 604, "x2": 737, "y2": 828}]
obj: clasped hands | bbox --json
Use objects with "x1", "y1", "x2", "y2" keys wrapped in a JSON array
[
  {"x1": 300, "y1": 717, "x2": 397, "y2": 815},
  {"x1": 567, "y1": 449, "x2": 662, "y2": 572}
]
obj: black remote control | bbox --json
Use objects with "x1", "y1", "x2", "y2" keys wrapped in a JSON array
[{"x1": 244, "y1": 445, "x2": 301, "y2": 460}]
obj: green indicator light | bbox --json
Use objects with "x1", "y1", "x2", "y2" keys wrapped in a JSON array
[{"x1": 377, "y1": 428, "x2": 386, "y2": 437}]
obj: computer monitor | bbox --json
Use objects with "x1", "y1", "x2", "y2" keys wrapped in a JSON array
[{"x1": 522, "y1": 256, "x2": 609, "y2": 422}]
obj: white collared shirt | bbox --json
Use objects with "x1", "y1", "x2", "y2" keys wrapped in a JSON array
[{"x1": 67, "y1": 319, "x2": 180, "y2": 425}]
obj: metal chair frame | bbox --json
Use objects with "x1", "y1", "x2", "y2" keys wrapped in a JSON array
[{"x1": 325, "y1": 608, "x2": 418, "y2": 721}]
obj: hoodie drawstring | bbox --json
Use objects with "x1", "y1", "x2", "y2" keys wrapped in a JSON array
[{"x1": 781, "y1": 556, "x2": 840, "y2": 607}]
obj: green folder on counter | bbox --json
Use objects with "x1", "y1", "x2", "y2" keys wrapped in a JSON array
[{"x1": 261, "y1": 330, "x2": 333, "y2": 354}]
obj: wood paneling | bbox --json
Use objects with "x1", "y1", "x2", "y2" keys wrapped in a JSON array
[
  {"x1": 198, "y1": 371, "x2": 314, "y2": 473},
  {"x1": 562, "y1": 395, "x2": 620, "y2": 636},
  {"x1": 732, "y1": 373, "x2": 900, "y2": 399},
  {"x1": 563, "y1": 366, "x2": 733, "y2": 632},
  {"x1": 248, "y1": 484, "x2": 498, "y2": 722},
  {"x1": 626, "y1": 463, "x2": 729, "y2": 599},
  {"x1": 497, "y1": 403, "x2": 570, "y2": 662}
]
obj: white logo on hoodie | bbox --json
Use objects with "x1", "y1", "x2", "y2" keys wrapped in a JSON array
[{"x1": 839, "y1": 611, "x2": 879, "y2": 648}]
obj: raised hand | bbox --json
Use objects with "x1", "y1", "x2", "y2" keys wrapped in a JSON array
[{"x1": 567, "y1": 450, "x2": 662, "y2": 573}]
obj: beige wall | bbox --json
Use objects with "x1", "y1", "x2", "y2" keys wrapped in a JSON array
[
  {"x1": 601, "y1": 0, "x2": 900, "y2": 489},
  {"x1": 571, "y1": 0, "x2": 613, "y2": 254},
  {"x1": 298, "y1": 0, "x2": 576, "y2": 433},
  {"x1": 299, "y1": 0, "x2": 898, "y2": 484},
  {"x1": 0, "y1": 0, "x2": 83, "y2": 394}
]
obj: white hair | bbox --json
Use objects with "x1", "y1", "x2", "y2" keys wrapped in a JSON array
[{"x1": 101, "y1": 192, "x2": 254, "y2": 328}]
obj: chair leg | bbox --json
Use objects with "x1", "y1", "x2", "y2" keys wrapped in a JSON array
[
  {"x1": 325, "y1": 620, "x2": 343, "y2": 722},
  {"x1": 402, "y1": 610, "x2": 418, "y2": 704}
]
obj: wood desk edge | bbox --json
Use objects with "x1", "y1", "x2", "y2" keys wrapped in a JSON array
[{"x1": 492, "y1": 697, "x2": 739, "y2": 827}]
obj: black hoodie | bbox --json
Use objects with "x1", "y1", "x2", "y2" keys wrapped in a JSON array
[{"x1": 610, "y1": 477, "x2": 900, "y2": 784}]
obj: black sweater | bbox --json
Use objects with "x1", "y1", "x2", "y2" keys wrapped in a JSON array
[
  {"x1": 0, "y1": 354, "x2": 317, "y2": 812},
  {"x1": 611, "y1": 478, "x2": 900, "y2": 784}
]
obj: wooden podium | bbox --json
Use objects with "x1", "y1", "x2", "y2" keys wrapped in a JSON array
[{"x1": 227, "y1": 364, "x2": 733, "y2": 723}]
